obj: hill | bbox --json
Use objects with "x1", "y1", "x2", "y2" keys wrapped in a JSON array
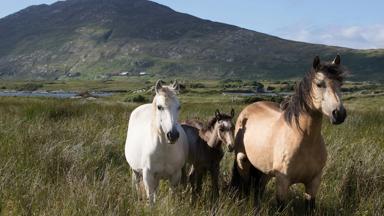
[{"x1": 0, "y1": 0, "x2": 383, "y2": 80}]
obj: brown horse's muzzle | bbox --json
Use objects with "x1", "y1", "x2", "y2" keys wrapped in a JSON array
[{"x1": 331, "y1": 107, "x2": 347, "y2": 125}]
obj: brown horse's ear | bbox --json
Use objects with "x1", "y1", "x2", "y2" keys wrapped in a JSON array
[
  {"x1": 230, "y1": 108, "x2": 235, "y2": 118},
  {"x1": 215, "y1": 109, "x2": 221, "y2": 120},
  {"x1": 155, "y1": 79, "x2": 163, "y2": 94},
  {"x1": 313, "y1": 56, "x2": 320, "y2": 70},
  {"x1": 171, "y1": 80, "x2": 180, "y2": 92},
  {"x1": 332, "y1": 54, "x2": 341, "y2": 65},
  {"x1": 313, "y1": 56, "x2": 321, "y2": 70}
]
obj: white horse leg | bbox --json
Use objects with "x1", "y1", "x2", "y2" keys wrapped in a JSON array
[
  {"x1": 168, "y1": 170, "x2": 182, "y2": 202},
  {"x1": 170, "y1": 169, "x2": 182, "y2": 189},
  {"x1": 131, "y1": 169, "x2": 142, "y2": 200},
  {"x1": 143, "y1": 169, "x2": 158, "y2": 205},
  {"x1": 304, "y1": 172, "x2": 322, "y2": 211},
  {"x1": 275, "y1": 174, "x2": 290, "y2": 211}
]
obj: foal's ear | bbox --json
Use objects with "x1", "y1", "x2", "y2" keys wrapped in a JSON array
[
  {"x1": 155, "y1": 79, "x2": 163, "y2": 94},
  {"x1": 313, "y1": 56, "x2": 320, "y2": 70},
  {"x1": 230, "y1": 108, "x2": 235, "y2": 118},
  {"x1": 332, "y1": 54, "x2": 341, "y2": 65},
  {"x1": 171, "y1": 80, "x2": 180, "y2": 92},
  {"x1": 215, "y1": 109, "x2": 221, "y2": 119}
]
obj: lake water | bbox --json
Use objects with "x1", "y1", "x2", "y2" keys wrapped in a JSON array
[{"x1": 0, "y1": 91, "x2": 113, "y2": 98}]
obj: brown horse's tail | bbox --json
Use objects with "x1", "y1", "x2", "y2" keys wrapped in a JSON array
[
  {"x1": 230, "y1": 157, "x2": 253, "y2": 198},
  {"x1": 230, "y1": 158, "x2": 242, "y2": 193}
]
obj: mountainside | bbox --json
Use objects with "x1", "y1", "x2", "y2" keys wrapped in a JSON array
[{"x1": 0, "y1": 0, "x2": 383, "y2": 80}]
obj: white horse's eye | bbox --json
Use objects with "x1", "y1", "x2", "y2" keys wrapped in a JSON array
[
  {"x1": 157, "y1": 105, "x2": 164, "y2": 111},
  {"x1": 177, "y1": 106, "x2": 181, "y2": 111}
]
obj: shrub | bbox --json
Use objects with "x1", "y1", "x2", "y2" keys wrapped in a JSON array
[
  {"x1": 17, "y1": 83, "x2": 43, "y2": 91},
  {"x1": 242, "y1": 95, "x2": 284, "y2": 104},
  {"x1": 125, "y1": 94, "x2": 148, "y2": 103},
  {"x1": 189, "y1": 83, "x2": 205, "y2": 88}
]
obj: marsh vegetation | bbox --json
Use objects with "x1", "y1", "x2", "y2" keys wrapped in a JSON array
[{"x1": 0, "y1": 80, "x2": 383, "y2": 215}]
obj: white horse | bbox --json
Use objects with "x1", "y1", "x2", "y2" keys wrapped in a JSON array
[{"x1": 125, "y1": 80, "x2": 189, "y2": 205}]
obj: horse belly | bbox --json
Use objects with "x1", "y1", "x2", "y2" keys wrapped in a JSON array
[{"x1": 243, "y1": 116, "x2": 276, "y2": 174}]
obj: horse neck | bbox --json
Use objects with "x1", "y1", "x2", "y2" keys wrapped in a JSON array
[
  {"x1": 296, "y1": 111, "x2": 323, "y2": 138},
  {"x1": 292, "y1": 78, "x2": 323, "y2": 138},
  {"x1": 201, "y1": 123, "x2": 223, "y2": 149}
]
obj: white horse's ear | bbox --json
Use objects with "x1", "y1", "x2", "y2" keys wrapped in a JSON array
[
  {"x1": 155, "y1": 79, "x2": 163, "y2": 94},
  {"x1": 313, "y1": 56, "x2": 320, "y2": 70},
  {"x1": 230, "y1": 108, "x2": 235, "y2": 118},
  {"x1": 332, "y1": 54, "x2": 341, "y2": 65},
  {"x1": 171, "y1": 80, "x2": 179, "y2": 92}
]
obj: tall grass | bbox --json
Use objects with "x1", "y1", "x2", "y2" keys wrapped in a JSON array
[{"x1": 0, "y1": 96, "x2": 383, "y2": 215}]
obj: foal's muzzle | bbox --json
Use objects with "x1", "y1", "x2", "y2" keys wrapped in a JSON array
[
  {"x1": 331, "y1": 107, "x2": 347, "y2": 125},
  {"x1": 166, "y1": 127, "x2": 179, "y2": 144},
  {"x1": 227, "y1": 144, "x2": 235, "y2": 152}
]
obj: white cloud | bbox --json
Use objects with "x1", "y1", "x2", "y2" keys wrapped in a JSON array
[{"x1": 273, "y1": 24, "x2": 384, "y2": 49}]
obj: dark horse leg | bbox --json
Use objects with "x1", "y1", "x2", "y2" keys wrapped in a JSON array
[
  {"x1": 249, "y1": 165, "x2": 269, "y2": 209},
  {"x1": 230, "y1": 158, "x2": 269, "y2": 212},
  {"x1": 209, "y1": 164, "x2": 220, "y2": 201},
  {"x1": 188, "y1": 165, "x2": 198, "y2": 203},
  {"x1": 230, "y1": 158, "x2": 248, "y2": 197}
]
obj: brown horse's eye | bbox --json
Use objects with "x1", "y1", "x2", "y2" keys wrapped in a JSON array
[{"x1": 316, "y1": 82, "x2": 325, "y2": 88}]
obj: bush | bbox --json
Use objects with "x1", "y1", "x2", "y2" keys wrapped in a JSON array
[
  {"x1": 242, "y1": 95, "x2": 284, "y2": 104},
  {"x1": 125, "y1": 94, "x2": 148, "y2": 103},
  {"x1": 188, "y1": 83, "x2": 205, "y2": 88},
  {"x1": 17, "y1": 83, "x2": 43, "y2": 91}
]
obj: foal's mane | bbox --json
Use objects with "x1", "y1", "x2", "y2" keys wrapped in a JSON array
[
  {"x1": 202, "y1": 113, "x2": 233, "y2": 132},
  {"x1": 280, "y1": 62, "x2": 346, "y2": 128}
]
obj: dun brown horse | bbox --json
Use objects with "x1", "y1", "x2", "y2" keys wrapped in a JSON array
[
  {"x1": 182, "y1": 109, "x2": 235, "y2": 199},
  {"x1": 231, "y1": 55, "x2": 347, "y2": 211}
]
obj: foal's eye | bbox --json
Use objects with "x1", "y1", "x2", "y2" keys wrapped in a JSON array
[
  {"x1": 157, "y1": 105, "x2": 164, "y2": 111},
  {"x1": 219, "y1": 128, "x2": 225, "y2": 132}
]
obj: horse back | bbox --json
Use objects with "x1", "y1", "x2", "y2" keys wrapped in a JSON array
[{"x1": 183, "y1": 119, "x2": 204, "y2": 130}]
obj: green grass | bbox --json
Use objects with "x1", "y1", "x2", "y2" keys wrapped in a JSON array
[{"x1": 0, "y1": 93, "x2": 383, "y2": 215}]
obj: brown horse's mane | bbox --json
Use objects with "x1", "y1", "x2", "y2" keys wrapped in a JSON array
[{"x1": 280, "y1": 62, "x2": 346, "y2": 128}]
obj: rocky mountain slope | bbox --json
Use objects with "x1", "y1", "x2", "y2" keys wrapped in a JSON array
[{"x1": 0, "y1": 0, "x2": 383, "y2": 80}]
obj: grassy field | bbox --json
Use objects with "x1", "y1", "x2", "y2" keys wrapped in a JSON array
[{"x1": 0, "y1": 83, "x2": 383, "y2": 215}]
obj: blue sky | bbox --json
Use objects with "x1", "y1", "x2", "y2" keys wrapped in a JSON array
[{"x1": 1, "y1": 0, "x2": 383, "y2": 49}]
